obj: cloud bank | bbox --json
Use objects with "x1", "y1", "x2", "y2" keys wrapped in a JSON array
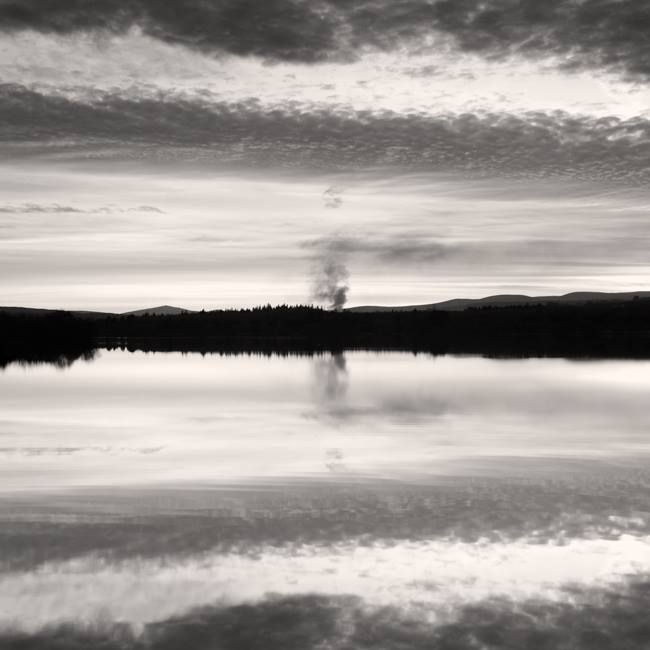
[
  {"x1": 2, "y1": 84, "x2": 649, "y2": 185},
  {"x1": 1, "y1": 0, "x2": 649, "y2": 79}
]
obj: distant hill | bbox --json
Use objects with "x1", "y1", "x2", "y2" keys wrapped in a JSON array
[
  {"x1": 4, "y1": 293, "x2": 650, "y2": 318},
  {"x1": 121, "y1": 305, "x2": 194, "y2": 317},
  {"x1": 0, "y1": 306, "x2": 114, "y2": 319},
  {"x1": 0, "y1": 305, "x2": 193, "y2": 318},
  {"x1": 347, "y1": 291, "x2": 650, "y2": 312}
]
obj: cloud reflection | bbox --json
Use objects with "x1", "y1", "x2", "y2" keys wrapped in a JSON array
[{"x1": 4, "y1": 581, "x2": 650, "y2": 650}]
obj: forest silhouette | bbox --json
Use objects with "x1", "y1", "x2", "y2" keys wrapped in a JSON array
[{"x1": 3, "y1": 298, "x2": 650, "y2": 367}]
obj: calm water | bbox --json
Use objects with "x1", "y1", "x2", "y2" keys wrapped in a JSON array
[{"x1": 1, "y1": 350, "x2": 649, "y2": 647}]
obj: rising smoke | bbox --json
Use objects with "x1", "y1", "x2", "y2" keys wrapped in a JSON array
[{"x1": 311, "y1": 246, "x2": 350, "y2": 310}]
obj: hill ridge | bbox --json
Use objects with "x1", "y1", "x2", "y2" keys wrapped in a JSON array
[{"x1": 346, "y1": 291, "x2": 650, "y2": 313}]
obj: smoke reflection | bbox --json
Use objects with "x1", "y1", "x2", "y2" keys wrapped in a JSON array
[{"x1": 312, "y1": 352, "x2": 348, "y2": 405}]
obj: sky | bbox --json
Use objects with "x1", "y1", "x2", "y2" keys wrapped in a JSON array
[{"x1": 1, "y1": 0, "x2": 650, "y2": 310}]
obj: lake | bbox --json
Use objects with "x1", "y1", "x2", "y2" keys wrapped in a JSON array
[{"x1": 1, "y1": 349, "x2": 649, "y2": 648}]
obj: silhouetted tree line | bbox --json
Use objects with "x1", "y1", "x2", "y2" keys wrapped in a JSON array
[
  {"x1": 0, "y1": 311, "x2": 95, "y2": 368},
  {"x1": 95, "y1": 300, "x2": 650, "y2": 357},
  {"x1": 4, "y1": 299, "x2": 650, "y2": 364}
]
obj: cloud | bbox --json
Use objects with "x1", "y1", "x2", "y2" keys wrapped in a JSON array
[
  {"x1": 302, "y1": 234, "x2": 650, "y2": 269},
  {"x1": 0, "y1": 0, "x2": 341, "y2": 63},
  {"x1": 0, "y1": 202, "x2": 164, "y2": 214},
  {"x1": 323, "y1": 185, "x2": 344, "y2": 209},
  {"x1": 3, "y1": 84, "x2": 648, "y2": 185},
  {"x1": 0, "y1": 446, "x2": 163, "y2": 456},
  {"x1": 0, "y1": 202, "x2": 84, "y2": 213},
  {"x1": 303, "y1": 235, "x2": 459, "y2": 264},
  {"x1": 128, "y1": 205, "x2": 164, "y2": 213},
  {"x1": 1, "y1": 1, "x2": 649, "y2": 79},
  {"x1": 187, "y1": 234, "x2": 232, "y2": 243},
  {"x1": 324, "y1": 447, "x2": 347, "y2": 473}
]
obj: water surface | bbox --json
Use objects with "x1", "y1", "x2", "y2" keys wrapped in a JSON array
[
  {"x1": 3, "y1": 349, "x2": 650, "y2": 488},
  {"x1": 1, "y1": 350, "x2": 649, "y2": 648}
]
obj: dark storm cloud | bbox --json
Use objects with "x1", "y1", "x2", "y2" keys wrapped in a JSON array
[
  {"x1": 1, "y1": 1, "x2": 650, "y2": 78},
  {"x1": 3, "y1": 84, "x2": 648, "y2": 185},
  {"x1": 3, "y1": 581, "x2": 650, "y2": 649},
  {"x1": 0, "y1": 0, "x2": 340, "y2": 62}
]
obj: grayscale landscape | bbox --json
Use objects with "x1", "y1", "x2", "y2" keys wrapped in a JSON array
[{"x1": 1, "y1": 1, "x2": 650, "y2": 648}]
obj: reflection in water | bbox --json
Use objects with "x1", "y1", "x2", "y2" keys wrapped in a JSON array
[
  {"x1": 2, "y1": 350, "x2": 650, "y2": 487},
  {"x1": 2, "y1": 583, "x2": 650, "y2": 650},
  {"x1": 2, "y1": 534, "x2": 650, "y2": 630},
  {"x1": 312, "y1": 352, "x2": 348, "y2": 404},
  {"x1": 1, "y1": 349, "x2": 650, "y2": 647},
  {"x1": 0, "y1": 347, "x2": 98, "y2": 370},
  {"x1": 311, "y1": 353, "x2": 349, "y2": 432}
]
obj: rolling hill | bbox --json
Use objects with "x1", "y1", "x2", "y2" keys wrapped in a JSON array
[
  {"x1": 346, "y1": 291, "x2": 650, "y2": 312},
  {"x1": 0, "y1": 305, "x2": 193, "y2": 319}
]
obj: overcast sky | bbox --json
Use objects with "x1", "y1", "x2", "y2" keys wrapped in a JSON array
[{"x1": 1, "y1": 0, "x2": 649, "y2": 310}]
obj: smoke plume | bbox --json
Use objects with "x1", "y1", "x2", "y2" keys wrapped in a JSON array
[{"x1": 311, "y1": 246, "x2": 349, "y2": 310}]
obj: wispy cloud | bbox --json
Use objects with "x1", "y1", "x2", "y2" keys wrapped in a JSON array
[
  {"x1": 323, "y1": 185, "x2": 344, "y2": 209},
  {"x1": 302, "y1": 234, "x2": 650, "y2": 269},
  {"x1": 0, "y1": 202, "x2": 164, "y2": 214},
  {"x1": 303, "y1": 235, "x2": 461, "y2": 264},
  {"x1": 0, "y1": 446, "x2": 163, "y2": 456}
]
